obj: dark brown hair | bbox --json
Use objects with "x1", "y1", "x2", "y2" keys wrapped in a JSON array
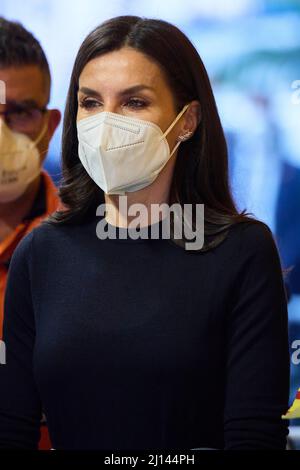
[
  {"x1": 46, "y1": 15, "x2": 260, "y2": 251},
  {"x1": 0, "y1": 16, "x2": 51, "y2": 99}
]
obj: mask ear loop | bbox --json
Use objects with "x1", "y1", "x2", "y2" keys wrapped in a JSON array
[
  {"x1": 30, "y1": 112, "x2": 50, "y2": 161},
  {"x1": 24, "y1": 113, "x2": 50, "y2": 187},
  {"x1": 31, "y1": 112, "x2": 49, "y2": 149},
  {"x1": 159, "y1": 103, "x2": 191, "y2": 157}
]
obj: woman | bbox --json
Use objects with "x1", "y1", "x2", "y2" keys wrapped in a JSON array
[{"x1": 0, "y1": 15, "x2": 290, "y2": 450}]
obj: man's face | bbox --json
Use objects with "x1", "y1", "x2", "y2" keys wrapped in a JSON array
[{"x1": 0, "y1": 65, "x2": 60, "y2": 164}]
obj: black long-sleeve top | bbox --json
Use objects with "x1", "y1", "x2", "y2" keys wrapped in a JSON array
[{"x1": 0, "y1": 216, "x2": 290, "y2": 449}]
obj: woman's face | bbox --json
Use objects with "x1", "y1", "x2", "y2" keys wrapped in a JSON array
[{"x1": 77, "y1": 46, "x2": 189, "y2": 153}]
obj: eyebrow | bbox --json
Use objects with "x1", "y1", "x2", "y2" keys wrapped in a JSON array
[{"x1": 78, "y1": 84, "x2": 155, "y2": 98}]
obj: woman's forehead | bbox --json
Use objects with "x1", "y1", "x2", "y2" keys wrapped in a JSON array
[{"x1": 79, "y1": 48, "x2": 165, "y2": 91}]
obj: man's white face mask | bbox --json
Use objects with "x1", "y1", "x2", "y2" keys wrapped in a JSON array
[
  {"x1": 77, "y1": 103, "x2": 192, "y2": 195},
  {"x1": 0, "y1": 120, "x2": 47, "y2": 203}
]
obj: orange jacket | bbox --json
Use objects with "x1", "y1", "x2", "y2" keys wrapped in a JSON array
[{"x1": 0, "y1": 169, "x2": 60, "y2": 338}]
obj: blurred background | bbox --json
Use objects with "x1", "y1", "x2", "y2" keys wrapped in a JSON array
[{"x1": 1, "y1": 0, "x2": 299, "y2": 445}]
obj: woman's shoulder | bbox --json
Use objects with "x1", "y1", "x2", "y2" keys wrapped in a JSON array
[
  {"x1": 29, "y1": 219, "x2": 66, "y2": 242},
  {"x1": 19, "y1": 220, "x2": 66, "y2": 250},
  {"x1": 229, "y1": 218, "x2": 275, "y2": 247},
  {"x1": 225, "y1": 218, "x2": 281, "y2": 268},
  {"x1": 12, "y1": 219, "x2": 85, "y2": 266},
  {"x1": 29, "y1": 216, "x2": 94, "y2": 243}
]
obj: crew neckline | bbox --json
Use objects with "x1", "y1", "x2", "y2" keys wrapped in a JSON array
[{"x1": 99, "y1": 216, "x2": 168, "y2": 244}]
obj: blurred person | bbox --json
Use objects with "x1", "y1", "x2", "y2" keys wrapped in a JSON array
[
  {"x1": 0, "y1": 16, "x2": 290, "y2": 450},
  {"x1": 0, "y1": 18, "x2": 61, "y2": 336},
  {"x1": 0, "y1": 17, "x2": 61, "y2": 448}
]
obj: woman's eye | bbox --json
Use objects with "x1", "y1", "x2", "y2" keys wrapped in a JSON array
[
  {"x1": 126, "y1": 99, "x2": 147, "y2": 109},
  {"x1": 79, "y1": 99, "x2": 99, "y2": 109}
]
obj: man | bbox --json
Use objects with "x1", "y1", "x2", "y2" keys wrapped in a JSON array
[
  {"x1": 0, "y1": 17, "x2": 61, "y2": 449},
  {"x1": 0, "y1": 17, "x2": 61, "y2": 338}
]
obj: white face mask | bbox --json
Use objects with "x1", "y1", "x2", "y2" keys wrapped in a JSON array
[
  {"x1": 0, "y1": 119, "x2": 47, "y2": 203},
  {"x1": 77, "y1": 103, "x2": 191, "y2": 195}
]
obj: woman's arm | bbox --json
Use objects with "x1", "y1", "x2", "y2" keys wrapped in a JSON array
[
  {"x1": 224, "y1": 222, "x2": 290, "y2": 450},
  {"x1": 0, "y1": 231, "x2": 42, "y2": 449}
]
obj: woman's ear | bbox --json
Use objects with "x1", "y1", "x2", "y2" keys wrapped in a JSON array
[{"x1": 180, "y1": 100, "x2": 201, "y2": 139}]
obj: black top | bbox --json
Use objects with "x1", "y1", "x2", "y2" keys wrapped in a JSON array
[{"x1": 0, "y1": 216, "x2": 290, "y2": 450}]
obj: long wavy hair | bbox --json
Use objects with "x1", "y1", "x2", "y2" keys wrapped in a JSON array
[{"x1": 46, "y1": 15, "x2": 260, "y2": 251}]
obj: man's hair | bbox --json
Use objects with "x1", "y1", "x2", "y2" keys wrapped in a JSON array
[{"x1": 0, "y1": 17, "x2": 51, "y2": 99}]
